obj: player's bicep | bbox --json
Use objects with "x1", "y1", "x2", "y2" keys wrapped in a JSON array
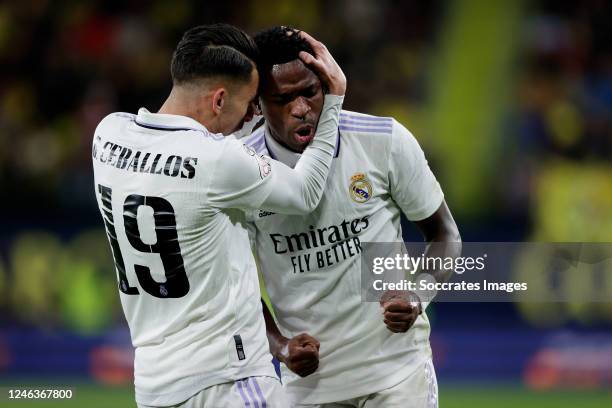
[{"x1": 389, "y1": 120, "x2": 443, "y2": 221}]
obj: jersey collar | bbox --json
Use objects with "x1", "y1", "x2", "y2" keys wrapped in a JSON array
[
  {"x1": 264, "y1": 125, "x2": 341, "y2": 169},
  {"x1": 135, "y1": 108, "x2": 209, "y2": 133}
]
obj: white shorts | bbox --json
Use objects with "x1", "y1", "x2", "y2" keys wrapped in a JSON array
[
  {"x1": 293, "y1": 359, "x2": 438, "y2": 408},
  {"x1": 138, "y1": 376, "x2": 288, "y2": 408}
]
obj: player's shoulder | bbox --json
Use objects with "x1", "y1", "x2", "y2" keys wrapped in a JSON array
[
  {"x1": 98, "y1": 111, "x2": 136, "y2": 127},
  {"x1": 339, "y1": 110, "x2": 397, "y2": 138},
  {"x1": 94, "y1": 111, "x2": 136, "y2": 135}
]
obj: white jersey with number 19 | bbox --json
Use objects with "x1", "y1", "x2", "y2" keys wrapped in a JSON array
[{"x1": 91, "y1": 95, "x2": 342, "y2": 407}]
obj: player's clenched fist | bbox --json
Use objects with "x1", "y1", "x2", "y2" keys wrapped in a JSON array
[
  {"x1": 379, "y1": 290, "x2": 423, "y2": 333},
  {"x1": 297, "y1": 31, "x2": 347, "y2": 96},
  {"x1": 278, "y1": 333, "x2": 320, "y2": 377}
]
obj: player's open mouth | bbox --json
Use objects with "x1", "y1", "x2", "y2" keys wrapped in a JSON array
[{"x1": 294, "y1": 124, "x2": 315, "y2": 144}]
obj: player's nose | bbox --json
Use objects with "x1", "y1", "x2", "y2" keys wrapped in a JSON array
[{"x1": 290, "y1": 97, "x2": 311, "y2": 120}]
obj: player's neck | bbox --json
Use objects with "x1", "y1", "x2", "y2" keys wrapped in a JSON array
[{"x1": 158, "y1": 87, "x2": 213, "y2": 129}]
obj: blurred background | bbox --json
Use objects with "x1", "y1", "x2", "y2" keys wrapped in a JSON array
[{"x1": 0, "y1": 0, "x2": 610, "y2": 406}]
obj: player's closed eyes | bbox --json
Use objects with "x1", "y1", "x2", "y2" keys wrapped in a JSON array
[
  {"x1": 301, "y1": 85, "x2": 318, "y2": 98},
  {"x1": 273, "y1": 95, "x2": 294, "y2": 105},
  {"x1": 272, "y1": 85, "x2": 319, "y2": 105}
]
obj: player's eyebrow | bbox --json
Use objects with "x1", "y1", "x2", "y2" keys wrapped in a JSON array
[
  {"x1": 271, "y1": 82, "x2": 319, "y2": 99},
  {"x1": 271, "y1": 91, "x2": 293, "y2": 98}
]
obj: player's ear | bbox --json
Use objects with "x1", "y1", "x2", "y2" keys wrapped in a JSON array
[{"x1": 211, "y1": 88, "x2": 226, "y2": 115}]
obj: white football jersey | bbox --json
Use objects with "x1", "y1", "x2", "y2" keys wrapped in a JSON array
[
  {"x1": 244, "y1": 110, "x2": 444, "y2": 404},
  {"x1": 92, "y1": 96, "x2": 342, "y2": 406}
]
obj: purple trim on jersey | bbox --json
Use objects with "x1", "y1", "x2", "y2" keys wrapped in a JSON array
[
  {"x1": 340, "y1": 118, "x2": 393, "y2": 129},
  {"x1": 243, "y1": 379, "x2": 260, "y2": 408},
  {"x1": 340, "y1": 113, "x2": 392, "y2": 123},
  {"x1": 250, "y1": 378, "x2": 267, "y2": 408},
  {"x1": 251, "y1": 138, "x2": 266, "y2": 153},
  {"x1": 339, "y1": 125, "x2": 392, "y2": 134},
  {"x1": 236, "y1": 380, "x2": 252, "y2": 407},
  {"x1": 243, "y1": 130, "x2": 264, "y2": 146}
]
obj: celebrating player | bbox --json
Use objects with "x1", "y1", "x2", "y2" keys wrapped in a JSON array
[
  {"x1": 92, "y1": 24, "x2": 345, "y2": 407},
  {"x1": 243, "y1": 27, "x2": 461, "y2": 407}
]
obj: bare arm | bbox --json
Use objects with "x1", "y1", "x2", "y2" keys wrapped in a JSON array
[
  {"x1": 414, "y1": 200, "x2": 462, "y2": 284},
  {"x1": 381, "y1": 201, "x2": 461, "y2": 332},
  {"x1": 261, "y1": 300, "x2": 320, "y2": 377}
]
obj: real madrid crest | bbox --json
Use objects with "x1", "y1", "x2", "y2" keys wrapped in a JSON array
[
  {"x1": 242, "y1": 144, "x2": 271, "y2": 179},
  {"x1": 349, "y1": 173, "x2": 372, "y2": 203}
]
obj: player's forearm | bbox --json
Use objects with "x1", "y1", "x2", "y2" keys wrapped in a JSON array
[
  {"x1": 412, "y1": 201, "x2": 461, "y2": 307},
  {"x1": 410, "y1": 234, "x2": 461, "y2": 310},
  {"x1": 261, "y1": 300, "x2": 289, "y2": 362},
  {"x1": 422, "y1": 233, "x2": 462, "y2": 283},
  {"x1": 260, "y1": 94, "x2": 343, "y2": 214}
]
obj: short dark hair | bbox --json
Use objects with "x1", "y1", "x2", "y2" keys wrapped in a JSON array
[
  {"x1": 253, "y1": 26, "x2": 314, "y2": 73},
  {"x1": 171, "y1": 23, "x2": 258, "y2": 85}
]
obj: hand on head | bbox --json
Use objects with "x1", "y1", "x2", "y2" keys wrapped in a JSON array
[{"x1": 296, "y1": 31, "x2": 346, "y2": 96}]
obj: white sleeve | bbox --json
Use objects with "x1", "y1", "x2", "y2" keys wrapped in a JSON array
[
  {"x1": 389, "y1": 120, "x2": 444, "y2": 221},
  {"x1": 208, "y1": 94, "x2": 343, "y2": 213},
  {"x1": 206, "y1": 139, "x2": 275, "y2": 209}
]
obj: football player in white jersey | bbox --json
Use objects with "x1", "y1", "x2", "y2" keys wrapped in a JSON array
[
  {"x1": 243, "y1": 27, "x2": 461, "y2": 407},
  {"x1": 92, "y1": 24, "x2": 346, "y2": 407}
]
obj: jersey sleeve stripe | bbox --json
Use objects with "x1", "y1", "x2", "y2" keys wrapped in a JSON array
[
  {"x1": 339, "y1": 125, "x2": 392, "y2": 134},
  {"x1": 340, "y1": 113, "x2": 392, "y2": 123},
  {"x1": 340, "y1": 118, "x2": 393, "y2": 128}
]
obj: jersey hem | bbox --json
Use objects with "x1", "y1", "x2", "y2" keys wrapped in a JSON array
[
  {"x1": 134, "y1": 364, "x2": 277, "y2": 406},
  {"x1": 285, "y1": 349, "x2": 432, "y2": 404}
]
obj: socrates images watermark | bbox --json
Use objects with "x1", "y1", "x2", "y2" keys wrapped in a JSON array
[
  {"x1": 360, "y1": 242, "x2": 612, "y2": 303},
  {"x1": 370, "y1": 252, "x2": 527, "y2": 298}
]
